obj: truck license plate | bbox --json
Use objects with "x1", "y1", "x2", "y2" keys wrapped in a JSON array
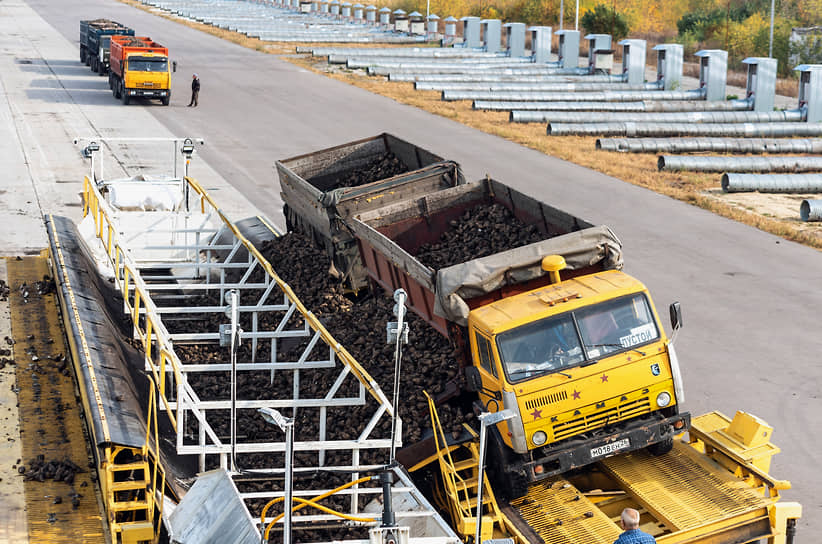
[{"x1": 590, "y1": 438, "x2": 630, "y2": 458}]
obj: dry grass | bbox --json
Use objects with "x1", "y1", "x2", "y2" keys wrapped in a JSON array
[{"x1": 119, "y1": 0, "x2": 822, "y2": 249}]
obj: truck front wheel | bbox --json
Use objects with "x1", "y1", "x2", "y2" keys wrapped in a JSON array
[
  {"x1": 80, "y1": 47, "x2": 86, "y2": 64},
  {"x1": 113, "y1": 79, "x2": 121, "y2": 99},
  {"x1": 121, "y1": 86, "x2": 130, "y2": 105},
  {"x1": 161, "y1": 94, "x2": 170, "y2": 106},
  {"x1": 647, "y1": 436, "x2": 674, "y2": 456}
]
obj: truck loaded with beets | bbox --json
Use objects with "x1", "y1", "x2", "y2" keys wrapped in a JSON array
[
  {"x1": 276, "y1": 134, "x2": 689, "y2": 495},
  {"x1": 108, "y1": 35, "x2": 172, "y2": 106},
  {"x1": 79, "y1": 19, "x2": 134, "y2": 75}
]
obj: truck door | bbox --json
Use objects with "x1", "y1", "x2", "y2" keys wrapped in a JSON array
[{"x1": 473, "y1": 330, "x2": 502, "y2": 412}]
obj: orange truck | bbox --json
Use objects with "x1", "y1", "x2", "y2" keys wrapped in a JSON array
[{"x1": 108, "y1": 36, "x2": 172, "y2": 106}]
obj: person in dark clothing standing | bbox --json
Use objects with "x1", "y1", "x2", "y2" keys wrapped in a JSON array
[{"x1": 188, "y1": 74, "x2": 200, "y2": 107}]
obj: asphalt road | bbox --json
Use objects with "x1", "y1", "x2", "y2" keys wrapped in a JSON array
[{"x1": 26, "y1": 0, "x2": 822, "y2": 532}]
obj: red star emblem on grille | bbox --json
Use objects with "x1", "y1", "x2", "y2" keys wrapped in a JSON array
[
  {"x1": 572, "y1": 389, "x2": 581, "y2": 400},
  {"x1": 601, "y1": 373, "x2": 609, "y2": 383},
  {"x1": 531, "y1": 408, "x2": 542, "y2": 420}
]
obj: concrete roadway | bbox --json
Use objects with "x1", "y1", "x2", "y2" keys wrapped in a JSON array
[{"x1": 21, "y1": 0, "x2": 822, "y2": 534}]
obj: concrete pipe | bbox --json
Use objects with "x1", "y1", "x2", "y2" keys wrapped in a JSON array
[
  {"x1": 481, "y1": 99, "x2": 751, "y2": 113},
  {"x1": 596, "y1": 138, "x2": 822, "y2": 154},
  {"x1": 722, "y1": 174, "x2": 822, "y2": 193},
  {"x1": 517, "y1": 110, "x2": 803, "y2": 125},
  {"x1": 659, "y1": 156, "x2": 822, "y2": 173},
  {"x1": 415, "y1": 81, "x2": 655, "y2": 92},
  {"x1": 444, "y1": 89, "x2": 705, "y2": 102},
  {"x1": 800, "y1": 199, "x2": 822, "y2": 221},
  {"x1": 547, "y1": 122, "x2": 822, "y2": 137}
]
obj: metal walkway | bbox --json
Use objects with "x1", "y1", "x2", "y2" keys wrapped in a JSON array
[{"x1": 7, "y1": 256, "x2": 107, "y2": 543}]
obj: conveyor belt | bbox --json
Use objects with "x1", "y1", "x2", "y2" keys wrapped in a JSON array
[
  {"x1": 8, "y1": 256, "x2": 106, "y2": 543},
  {"x1": 508, "y1": 479, "x2": 620, "y2": 544},
  {"x1": 600, "y1": 441, "x2": 770, "y2": 531}
]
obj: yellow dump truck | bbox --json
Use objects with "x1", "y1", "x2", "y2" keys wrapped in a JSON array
[{"x1": 108, "y1": 35, "x2": 172, "y2": 106}]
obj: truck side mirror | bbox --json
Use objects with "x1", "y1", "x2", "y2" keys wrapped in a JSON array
[
  {"x1": 172, "y1": 60, "x2": 177, "y2": 73},
  {"x1": 464, "y1": 367, "x2": 483, "y2": 392},
  {"x1": 669, "y1": 301, "x2": 683, "y2": 331}
]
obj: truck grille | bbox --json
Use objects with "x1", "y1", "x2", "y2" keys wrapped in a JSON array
[
  {"x1": 552, "y1": 396, "x2": 651, "y2": 441},
  {"x1": 142, "y1": 82, "x2": 154, "y2": 87},
  {"x1": 525, "y1": 391, "x2": 568, "y2": 410}
]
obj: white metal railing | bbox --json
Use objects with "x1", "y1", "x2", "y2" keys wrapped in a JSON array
[{"x1": 82, "y1": 173, "x2": 402, "y2": 520}]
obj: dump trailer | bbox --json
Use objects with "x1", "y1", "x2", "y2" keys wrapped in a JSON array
[
  {"x1": 344, "y1": 177, "x2": 689, "y2": 494},
  {"x1": 109, "y1": 35, "x2": 171, "y2": 106},
  {"x1": 276, "y1": 133, "x2": 464, "y2": 291},
  {"x1": 79, "y1": 19, "x2": 134, "y2": 75}
]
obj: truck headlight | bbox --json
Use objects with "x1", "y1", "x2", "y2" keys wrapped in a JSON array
[
  {"x1": 532, "y1": 431, "x2": 547, "y2": 446},
  {"x1": 656, "y1": 391, "x2": 671, "y2": 408}
]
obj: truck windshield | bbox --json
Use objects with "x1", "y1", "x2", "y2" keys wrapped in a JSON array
[
  {"x1": 101, "y1": 36, "x2": 111, "y2": 47},
  {"x1": 496, "y1": 293, "x2": 659, "y2": 383},
  {"x1": 127, "y1": 59, "x2": 168, "y2": 72}
]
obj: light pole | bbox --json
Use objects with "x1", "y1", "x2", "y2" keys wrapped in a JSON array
[
  {"x1": 475, "y1": 409, "x2": 514, "y2": 544},
  {"x1": 258, "y1": 407, "x2": 295, "y2": 544},
  {"x1": 220, "y1": 289, "x2": 242, "y2": 473},
  {"x1": 768, "y1": 0, "x2": 775, "y2": 58},
  {"x1": 180, "y1": 138, "x2": 195, "y2": 211}
]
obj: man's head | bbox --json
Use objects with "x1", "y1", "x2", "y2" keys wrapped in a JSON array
[
  {"x1": 620, "y1": 508, "x2": 640, "y2": 530},
  {"x1": 193, "y1": 73, "x2": 198, "y2": 79}
]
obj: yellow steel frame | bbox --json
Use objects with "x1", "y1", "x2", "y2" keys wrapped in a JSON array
[
  {"x1": 47, "y1": 221, "x2": 165, "y2": 544},
  {"x1": 424, "y1": 393, "x2": 527, "y2": 543}
]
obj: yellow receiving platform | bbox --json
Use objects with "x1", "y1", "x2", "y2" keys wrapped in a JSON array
[{"x1": 8, "y1": 256, "x2": 107, "y2": 543}]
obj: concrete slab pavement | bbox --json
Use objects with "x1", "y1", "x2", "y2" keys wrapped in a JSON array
[{"x1": 0, "y1": 0, "x2": 263, "y2": 257}]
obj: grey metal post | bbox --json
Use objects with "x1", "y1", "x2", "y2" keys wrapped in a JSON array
[
  {"x1": 585, "y1": 33, "x2": 611, "y2": 70},
  {"x1": 654, "y1": 44, "x2": 683, "y2": 91},
  {"x1": 475, "y1": 410, "x2": 514, "y2": 544},
  {"x1": 228, "y1": 289, "x2": 240, "y2": 473},
  {"x1": 696, "y1": 49, "x2": 728, "y2": 101},
  {"x1": 504, "y1": 22, "x2": 526, "y2": 58},
  {"x1": 769, "y1": 0, "x2": 775, "y2": 57},
  {"x1": 258, "y1": 407, "x2": 295, "y2": 544},
  {"x1": 795, "y1": 65, "x2": 822, "y2": 123},
  {"x1": 619, "y1": 39, "x2": 646, "y2": 86},
  {"x1": 743, "y1": 57, "x2": 777, "y2": 112},
  {"x1": 480, "y1": 19, "x2": 502, "y2": 54},
  {"x1": 529, "y1": 26, "x2": 552, "y2": 64},
  {"x1": 462, "y1": 16, "x2": 481, "y2": 48},
  {"x1": 556, "y1": 30, "x2": 579, "y2": 70}
]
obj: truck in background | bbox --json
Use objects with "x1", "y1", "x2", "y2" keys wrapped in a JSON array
[
  {"x1": 108, "y1": 36, "x2": 172, "y2": 106},
  {"x1": 277, "y1": 135, "x2": 689, "y2": 496},
  {"x1": 79, "y1": 19, "x2": 134, "y2": 76}
]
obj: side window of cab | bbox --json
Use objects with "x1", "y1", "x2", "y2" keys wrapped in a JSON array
[{"x1": 475, "y1": 331, "x2": 497, "y2": 378}]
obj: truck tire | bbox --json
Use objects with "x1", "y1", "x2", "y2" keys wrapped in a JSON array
[
  {"x1": 486, "y1": 425, "x2": 527, "y2": 500},
  {"x1": 90, "y1": 57, "x2": 96, "y2": 73},
  {"x1": 108, "y1": 74, "x2": 114, "y2": 90},
  {"x1": 121, "y1": 84, "x2": 130, "y2": 105},
  {"x1": 113, "y1": 78, "x2": 121, "y2": 99},
  {"x1": 647, "y1": 437, "x2": 674, "y2": 456},
  {"x1": 80, "y1": 47, "x2": 86, "y2": 64},
  {"x1": 161, "y1": 94, "x2": 170, "y2": 106}
]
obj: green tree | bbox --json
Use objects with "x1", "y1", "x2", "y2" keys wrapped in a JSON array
[{"x1": 580, "y1": 4, "x2": 629, "y2": 42}]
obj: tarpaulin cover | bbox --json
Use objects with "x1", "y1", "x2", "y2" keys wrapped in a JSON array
[{"x1": 434, "y1": 225, "x2": 623, "y2": 325}]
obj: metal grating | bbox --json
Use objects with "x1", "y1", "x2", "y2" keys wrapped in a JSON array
[
  {"x1": 509, "y1": 479, "x2": 620, "y2": 544},
  {"x1": 525, "y1": 390, "x2": 567, "y2": 410},
  {"x1": 552, "y1": 396, "x2": 651, "y2": 440},
  {"x1": 600, "y1": 441, "x2": 770, "y2": 530}
]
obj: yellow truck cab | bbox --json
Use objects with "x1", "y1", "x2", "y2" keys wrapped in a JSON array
[{"x1": 467, "y1": 261, "x2": 689, "y2": 489}]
